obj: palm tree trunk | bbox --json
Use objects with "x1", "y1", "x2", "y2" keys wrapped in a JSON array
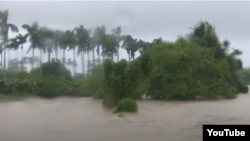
[
  {"x1": 8, "y1": 49, "x2": 10, "y2": 68},
  {"x1": 73, "y1": 48, "x2": 76, "y2": 76},
  {"x1": 128, "y1": 53, "x2": 130, "y2": 62},
  {"x1": 0, "y1": 53, "x2": 2, "y2": 69},
  {"x1": 32, "y1": 48, "x2": 34, "y2": 70},
  {"x1": 63, "y1": 49, "x2": 65, "y2": 64},
  {"x1": 16, "y1": 49, "x2": 19, "y2": 64},
  {"x1": 97, "y1": 45, "x2": 100, "y2": 65},
  {"x1": 55, "y1": 47, "x2": 58, "y2": 60},
  {"x1": 87, "y1": 51, "x2": 90, "y2": 73},
  {"x1": 21, "y1": 45, "x2": 24, "y2": 68},
  {"x1": 39, "y1": 49, "x2": 43, "y2": 77},
  {"x1": 40, "y1": 49, "x2": 42, "y2": 65},
  {"x1": 92, "y1": 48, "x2": 95, "y2": 67},
  {"x1": 81, "y1": 51, "x2": 85, "y2": 75},
  {"x1": 48, "y1": 52, "x2": 51, "y2": 62},
  {"x1": 4, "y1": 44, "x2": 6, "y2": 80},
  {"x1": 117, "y1": 48, "x2": 119, "y2": 62}
]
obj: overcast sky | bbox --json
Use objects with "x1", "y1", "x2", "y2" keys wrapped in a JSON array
[{"x1": 0, "y1": 1, "x2": 250, "y2": 73}]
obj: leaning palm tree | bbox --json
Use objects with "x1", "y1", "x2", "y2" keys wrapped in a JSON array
[
  {"x1": 15, "y1": 34, "x2": 28, "y2": 67},
  {"x1": 22, "y1": 22, "x2": 40, "y2": 70},
  {"x1": 7, "y1": 33, "x2": 28, "y2": 68},
  {"x1": 0, "y1": 9, "x2": 19, "y2": 79},
  {"x1": 6, "y1": 38, "x2": 18, "y2": 70}
]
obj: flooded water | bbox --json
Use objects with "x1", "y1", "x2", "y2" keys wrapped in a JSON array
[{"x1": 0, "y1": 91, "x2": 250, "y2": 141}]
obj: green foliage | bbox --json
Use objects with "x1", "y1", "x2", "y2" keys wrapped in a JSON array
[
  {"x1": 102, "y1": 56, "x2": 152, "y2": 107},
  {"x1": 30, "y1": 61, "x2": 72, "y2": 80},
  {"x1": 77, "y1": 63, "x2": 105, "y2": 99},
  {"x1": 0, "y1": 69, "x2": 29, "y2": 79},
  {"x1": 235, "y1": 81, "x2": 249, "y2": 94},
  {"x1": 113, "y1": 98, "x2": 138, "y2": 113},
  {"x1": 0, "y1": 78, "x2": 39, "y2": 95},
  {"x1": 36, "y1": 75, "x2": 87, "y2": 98},
  {"x1": 236, "y1": 68, "x2": 250, "y2": 85},
  {"x1": 146, "y1": 42, "x2": 239, "y2": 100}
]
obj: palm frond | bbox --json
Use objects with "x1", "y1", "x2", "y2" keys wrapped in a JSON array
[{"x1": 8, "y1": 23, "x2": 19, "y2": 32}]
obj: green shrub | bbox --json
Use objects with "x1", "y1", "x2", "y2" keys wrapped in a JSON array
[
  {"x1": 113, "y1": 98, "x2": 138, "y2": 113},
  {"x1": 30, "y1": 61, "x2": 72, "y2": 80},
  {"x1": 0, "y1": 78, "x2": 39, "y2": 95},
  {"x1": 76, "y1": 63, "x2": 105, "y2": 99},
  {"x1": 238, "y1": 84, "x2": 249, "y2": 94},
  {"x1": 37, "y1": 75, "x2": 85, "y2": 98}
]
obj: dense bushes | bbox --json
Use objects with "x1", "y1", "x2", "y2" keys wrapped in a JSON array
[
  {"x1": 0, "y1": 78, "x2": 39, "y2": 95},
  {"x1": 146, "y1": 43, "x2": 237, "y2": 100},
  {"x1": 102, "y1": 22, "x2": 249, "y2": 107},
  {"x1": 103, "y1": 54, "x2": 152, "y2": 107},
  {"x1": 76, "y1": 63, "x2": 105, "y2": 99},
  {"x1": 113, "y1": 98, "x2": 138, "y2": 113},
  {"x1": 236, "y1": 68, "x2": 250, "y2": 85},
  {"x1": 36, "y1": 76, "x2": 86, "y2": 98},
  {"x1": 30, "y1": 61, "x2": 72, "y2": 80}
]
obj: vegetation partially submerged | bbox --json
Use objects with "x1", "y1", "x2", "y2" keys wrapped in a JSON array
[
  {"x1": 113, "y1": 98, "x2": 138, "y2": 113},
  {"x1": 0, "y1": 9, "x2": 249, "y2": 113}
]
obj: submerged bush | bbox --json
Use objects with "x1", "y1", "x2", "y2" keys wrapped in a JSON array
[
  {"x1": 113, "y1": 98, "x2": 138, "y2": 113},
  {"x1": 237, "y1": 84, "x2": 249, "y2": 94}
]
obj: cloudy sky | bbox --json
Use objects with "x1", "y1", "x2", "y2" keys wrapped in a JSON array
[{"x1": 0, "y1": 1, "x2": 250, "y2": 73}]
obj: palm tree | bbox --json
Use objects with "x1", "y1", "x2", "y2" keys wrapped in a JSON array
[
  {"x1": 7, "y1": 34, "x2": 28, "y2": 68},
  {"x1": 15, "y1": 34, "x2": 28, "y2": 67},
  {"x1": 122, "y1": 35, "x2": 133, "y2": 62},
  {"x1": 130, "y1": 38, "x2": 138, "y2": 60},
  {"x1": 67, "y1": 30, "x2": 77, "y2": 75},
  {"x1": 22, "y1": 22, "x2": 40, "y2": 70},
  {"x1": 6, "y1": 38, "x2": 18, "y2": 69},
  {"x1": 39, "y1": 27, "x2": 54, "y2": 63},
  {"x1": 74, "y1": 25, "x2": 89, "y2": 74},
  {"x1": 0, "y1": 9, "x2": 19, "y2": 79},
  {"x1": 85, "y1": 29, "x2": 93, "y2": 72},
  {"x1": 137, "y1": 39, "x2": 150, "y2": 55},
  {"x1": 88, "y1": 31, "x2": 96, "y2": 67},
  {"x1": 112, "y1": 26, "x2": 122, "y2": 62},
  {"x1": 53, "y1": 30, "x2": 62, "y2": 61},
  {"x1": 59, "y1": 30, "x2": 70, "y2": 64},
  {"x1": 151, "y1": 37, "x2": 164, "y2": 47},
  {"x1": 93, "y1": 25, "x2": 106, "y2": 63},
  {"x1": 102, "y1": 34, "x2": 118, "y2": 61}
]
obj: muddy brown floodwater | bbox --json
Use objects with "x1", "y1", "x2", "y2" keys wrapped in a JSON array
[{"x1": 1, "y1": 89, "x2": 250, "y2": 141}]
